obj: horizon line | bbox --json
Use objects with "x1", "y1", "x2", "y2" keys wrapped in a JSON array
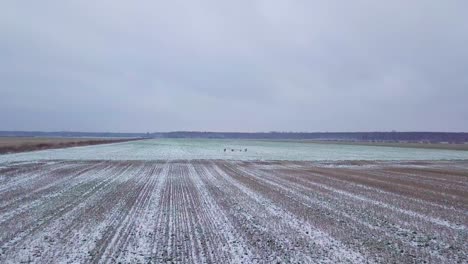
[{"x1": 1, "y1": 130, "x2": 468, "y2": 134}]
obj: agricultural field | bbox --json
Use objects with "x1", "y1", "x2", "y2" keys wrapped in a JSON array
[
  {"x1": 0, "y1": 140, "x2": 467, "y2": 263},
  {"x1": 0, "y1": 137, "x2": 139, "y2": 155},
  {"x1": 2, "y1": 138, "x2": 468, "y2": 162}
]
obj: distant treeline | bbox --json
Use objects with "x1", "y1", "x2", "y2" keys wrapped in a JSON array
[
  {"x1": 2, "y1": 131, "x2": 467, "y2": 143},
  {"x1": 158, "y1": 132, "x2": 468, "y2": 143}
]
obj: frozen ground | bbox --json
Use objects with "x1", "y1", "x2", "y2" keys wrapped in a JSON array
[
  {"x1": 1, "y1": 139, "x2": 468, "y2": 162},
  {"x1": 0, "y1": 139, "x2": 467, "y2": 263},
  {"x1": 0, "y1": 159, "x2": 467, "y2": 263}
]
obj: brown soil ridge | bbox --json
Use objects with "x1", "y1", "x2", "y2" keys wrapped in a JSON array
[{"x1": 0, "y1": 138, "x2": 143, "y2": 155}]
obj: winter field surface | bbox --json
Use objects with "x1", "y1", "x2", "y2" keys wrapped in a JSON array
[
  {"x1": 0, "y1": 139, "x2": 467, "y2": 263},
  {"x1": 2, "y1": 138, "x2": 468, "y2": 162}
]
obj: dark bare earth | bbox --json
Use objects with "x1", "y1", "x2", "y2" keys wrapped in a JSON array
[
  {"x1": 0, "y1": 159, "x2": 466, "y2": 263},
  {"x1": 0, "y1": 137, "x2": 141, "y2": 154}
]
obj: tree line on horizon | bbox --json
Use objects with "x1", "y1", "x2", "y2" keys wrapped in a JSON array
[{"x1": 1, "y1": 131, "x2": 468, "y2": 143}]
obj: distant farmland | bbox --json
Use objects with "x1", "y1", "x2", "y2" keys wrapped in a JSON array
[{"x1": 0, "y1": 137, "x2": 140, "y2": 154}]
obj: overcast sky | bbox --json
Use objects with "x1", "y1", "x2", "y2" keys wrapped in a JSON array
[{"x1": 1, "y1": 1, "x2": 467, "y2": 132}]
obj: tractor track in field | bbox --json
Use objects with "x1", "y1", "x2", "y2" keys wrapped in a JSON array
[{"x1": 0, "y1": 160, "x2": 466, "y2": 263}]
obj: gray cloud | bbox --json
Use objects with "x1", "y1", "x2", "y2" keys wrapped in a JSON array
[{"x1": 1, "y1": 0, "x2": 467, "y2": 132}]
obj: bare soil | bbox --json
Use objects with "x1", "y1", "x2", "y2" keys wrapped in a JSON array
[
  {"x1": 0, "y1": 160, "x2": 466, "y2": 263},
  {"x1": 0, "y1": 137, "x2": 142, "y2": 154}
]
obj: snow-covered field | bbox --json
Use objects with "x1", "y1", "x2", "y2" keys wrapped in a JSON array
[
  {"x1": 0, "y1": 139, "x2": 467, "y2": 263},
  {"x1": 1, "y1": 139, "x2": 468, "y2": 162},
  {"x1": 0, "y1": 159, "x2": 467, "y2": 263}
]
